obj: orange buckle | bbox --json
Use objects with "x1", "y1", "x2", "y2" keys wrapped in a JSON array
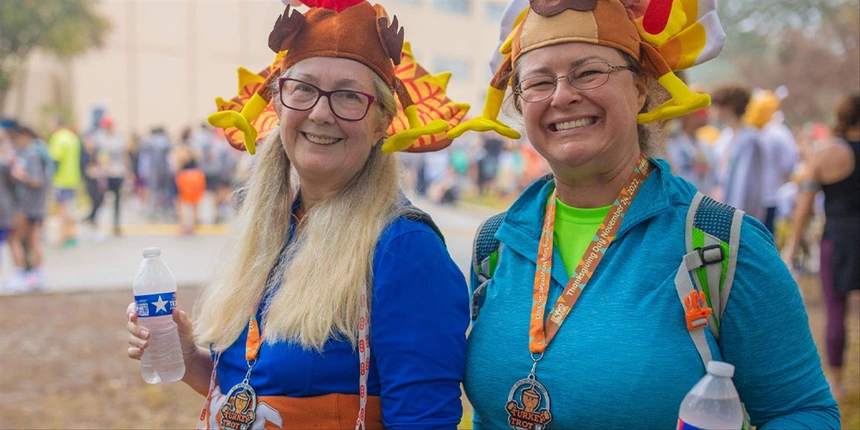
[{"x1": 684, "y1": 290, "x2": 713, "y2": 331}]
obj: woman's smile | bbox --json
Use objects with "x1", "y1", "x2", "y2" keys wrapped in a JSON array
[
  {"x1": 300, "y1": 131, "x2": 343, "y2": 146},
  {"x1": 547, "y1": 116, "x2": 598, "y2": 132}
]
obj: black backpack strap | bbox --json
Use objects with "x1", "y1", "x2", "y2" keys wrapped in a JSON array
[
  {"x1": 472, "y1": 212, "x2": 506, "y2": 283},
  {"x1": 471, "y1": 211, "x2": 506, "y2": 321},
  {"x1": 393, "y1": 205, "x2": 445, "y2": 244}
]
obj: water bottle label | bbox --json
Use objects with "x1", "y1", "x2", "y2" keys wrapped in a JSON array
[
  {"x1": 135, "y1": 292, "x2": 177, "y2": 318},
  {"x1": 677, "y1": 418, "x2": 705, "y2": 430}
]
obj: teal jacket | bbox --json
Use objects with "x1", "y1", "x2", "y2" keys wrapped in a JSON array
[{"x1": 465, "y1": 159, "x2": 839, "y2": 429}]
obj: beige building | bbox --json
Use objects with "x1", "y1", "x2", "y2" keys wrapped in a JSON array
[{"x1": 2, "y1": 0, "x2": 511, "y2": 138}]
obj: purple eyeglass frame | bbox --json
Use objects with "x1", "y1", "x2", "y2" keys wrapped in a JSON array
[{"x1": 278, "y1": 77, "x2": 377, "y2": 121}]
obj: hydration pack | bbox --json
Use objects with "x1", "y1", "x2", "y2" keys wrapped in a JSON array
[{"x1": 470, "y1": 191, "x2": 750, "y2": 427}]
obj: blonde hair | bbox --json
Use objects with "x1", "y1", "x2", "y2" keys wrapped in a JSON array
[{"x1": 195, "y1": 67, "x2": 400, "y2": 352}]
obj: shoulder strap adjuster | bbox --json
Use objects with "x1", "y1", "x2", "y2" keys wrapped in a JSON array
[{"x1": 695, "y1": 244, "x2": 724, "y2": 268}]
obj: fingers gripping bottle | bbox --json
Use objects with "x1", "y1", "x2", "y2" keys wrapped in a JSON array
[
  {"x1": 133, "y1": 247, "x2": 186, "y2": 383},
  {"x1": 678, "y1": 361, "x2": 744, "y2": 430}
]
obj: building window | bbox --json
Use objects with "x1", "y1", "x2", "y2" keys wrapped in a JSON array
[
  {"x1": 432, "y1": 0, "x2": 471, "y2": 14},
  {"x1": 485, "y1": 1, "x2": 507, "y2": 21},
  {"x1": 434, "y1": 56, "x2": 471, "y2": 80}
]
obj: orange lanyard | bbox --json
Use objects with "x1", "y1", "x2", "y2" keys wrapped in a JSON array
[
  {"x1": 529, "y1": 155, "x2": 652, "y2": 354},
  {"x1": 244, "y1": 293, "x2": 372, "y2": 430},
  {"x1": 246, "y1": 313, "x2": 262, "y2": 362}
]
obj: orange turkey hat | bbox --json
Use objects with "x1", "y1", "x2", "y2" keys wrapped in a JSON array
[
  {"x1": 449, "y1": 0, "x2": 726, "y2": 140},
  {"x1": 208, "y1": 0, "x2": 468, "y2": 155}
]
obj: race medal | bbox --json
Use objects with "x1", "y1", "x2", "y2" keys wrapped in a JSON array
[
  {"x1": 218, "y1": 314, "x2": 262, "y2": 430},
  {"x1": 506, "y1": 376, "x2": 552, "y2": 430},
  {"x1": 218, "y1": 381, "x2": 257, "y2": 430}
]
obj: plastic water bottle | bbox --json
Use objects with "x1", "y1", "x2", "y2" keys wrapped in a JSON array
[
  {"x1": 678, "y1": 361, "x2": 743, "y2": 430},
  {"x1": 133, "y1": 247, "x2": 186, "y2": 383}
]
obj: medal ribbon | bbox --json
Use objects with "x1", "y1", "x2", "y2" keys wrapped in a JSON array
[
  {"x1": 196, "y1": 354, "x2": 221, "y2": 429},
  {"x1": 355, "y1": 289, "x2": 371, "y2": 430},
  {"x1": 529, "y1": 155, "x2": 652, "y2": 354},
  {"x1": 246, "y1": 312, "x2": 262, "y2": 362}
]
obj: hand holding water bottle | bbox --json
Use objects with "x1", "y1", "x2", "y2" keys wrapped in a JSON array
[
  {"x1": 127, "y1": 247, "x2": 190, "y2": 383},
  {"x1": 126, "y1": 302, "x2": 196, "y2": 369}
]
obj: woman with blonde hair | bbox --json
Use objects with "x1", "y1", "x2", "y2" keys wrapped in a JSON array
[{"x1": 126, "y1": 1, "x2": 469, "y2": 427}]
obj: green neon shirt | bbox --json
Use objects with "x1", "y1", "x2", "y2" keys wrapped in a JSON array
[{"x1": 552, "y1": 197, "x2": 612, "y2": 276}]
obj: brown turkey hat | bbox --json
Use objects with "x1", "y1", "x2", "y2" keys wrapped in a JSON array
[{"x1": 270, "y1": 1, "x2": 403, "y2": 88}]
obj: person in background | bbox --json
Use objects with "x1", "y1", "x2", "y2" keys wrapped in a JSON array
[
  {"x1": 665, "y1": 85, "x2": 716, "y2": 195},
  {"x1": 710, "y1": 85, "x2": 767, "y2": 223},
  {"x1": 93, "y1": 116, "x2": 127, "y2": 236},
  {"x1": 126, "y1": 1, "x2": 468, "y2": 427},
  {"x1": 790, "y1": 93, "x2": 860, "y2": 400},
  {"x1": 7, "y1": 124, "x2": 49, "y2": 291},
  {"x1": 127, "y1": 132, "x2": 145, "y2": 201},
  {"x1": 476, "y1": 135, "x2": 504, "y2": 195},
  {"x1": 140, "y1": 127, "x2": 174, "y2": 220},
  {"x1": 0, "y1": 120, "x2": 19, "y2": 292},
  {"x1": 195, "y1": 124, "x2": 234, "y2": 224},
  {"x1": 171, "y1": 129, "x2": 205, "y2": 235},
  {"x1": 742, "y1": 88, "x2": 798, "y2": 234},
  {"x1": 47, "y1": 116, "x2": 82, "y2": 248},
  {"x1": 450, "y1": 0, "x2": 838, "y2": 427},
  {"x1": 81, "y1": 133, "x2": 107, "y2": 242}
]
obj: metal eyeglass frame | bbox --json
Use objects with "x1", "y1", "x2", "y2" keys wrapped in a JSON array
[{"x1": 514, "y1": 63, "x2": 633, "y2": 103}]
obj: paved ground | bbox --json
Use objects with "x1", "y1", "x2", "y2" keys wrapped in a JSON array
[{"x1": 0, "y1": 194, "x2": 495, "y2": 293}]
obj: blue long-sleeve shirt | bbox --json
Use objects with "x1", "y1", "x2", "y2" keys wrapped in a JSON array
[
  {"x1": 466, "y1": 159, "x2": 839, "y2": 429},
  {"x1": 216, "y1": 213, "x2": 469, "y2": 428}
]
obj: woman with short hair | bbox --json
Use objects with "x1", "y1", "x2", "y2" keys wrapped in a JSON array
[{"x1": 453, "y1": 0, "x2": 839, "y2": 427}]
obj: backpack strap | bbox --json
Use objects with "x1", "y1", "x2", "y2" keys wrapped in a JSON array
[
  {"x1": 676, "y1": 191, "x2": 744, "y2": 362},
  {"x1": 393, "y1": 205, "x2": 446, "y2": 244},
  {"x1": 470, "y1": 212, "x2": 506, "y2": 321},
  {"x1": 678, "y1": 192, "x2": 749, "y2": 429},
  {"x1": 690, "y1": 192, "x2": 744, "y2": 341}
]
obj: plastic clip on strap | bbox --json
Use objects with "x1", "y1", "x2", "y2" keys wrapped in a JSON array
[
  {"x1": 684, "y1": 290, "x2": 713, "y2": 331},
  {"x1": 675, "y1": 254, "x2": 715, "y2": 365}
]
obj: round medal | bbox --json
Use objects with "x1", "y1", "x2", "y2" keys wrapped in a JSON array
[
  {"x1": 506, "y1": 377, "x2": 552, "y2": 430},
  {"x1": 218, "y1": 382, "x2": 257, "y2": 430}
]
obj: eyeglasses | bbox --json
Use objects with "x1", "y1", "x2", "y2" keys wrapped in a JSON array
[
  {"x1": 514, "y1": 62, "x2": 633, "y2": 103},
  {"x1": 278, "y1": 78, "x2": 377, "y2": 121}
]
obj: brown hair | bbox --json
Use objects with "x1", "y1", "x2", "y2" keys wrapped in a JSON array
[
  {"x1": 710, "y1": 85, "x2": 751, "y2": 119},
  {"x1": 833, "y1": 93, "x2": 860, "y2": 139}
]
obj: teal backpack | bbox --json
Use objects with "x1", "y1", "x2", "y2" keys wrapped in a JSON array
[{"x1": 471, "y1": 191, "x2": 750, "y2": 426}]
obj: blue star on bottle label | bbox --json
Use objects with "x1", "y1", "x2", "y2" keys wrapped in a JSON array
[{"x1": 134, "y1": 292, "x2": 177, "y2": 318}]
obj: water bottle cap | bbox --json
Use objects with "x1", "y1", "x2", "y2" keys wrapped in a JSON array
[
  {"x1": 707, "y1": 361, "x2": 735, "y2": 378},
  {"x1": 142, "y1": 247, "x2": 161, "y2": 257}
]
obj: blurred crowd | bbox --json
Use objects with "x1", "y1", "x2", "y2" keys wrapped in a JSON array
[
  {"x1": 401, "y1": 83, "x2": 853, "y2": 282},
  {"x1": 409, "y1": 85, "x2": 826, "y2": 241},
  {"x1": 0, "y1": 85, "x2": 850, "y2": 293},
  {"x1": 0, "y1": 115, "x2": 251, "y2": 293}
]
